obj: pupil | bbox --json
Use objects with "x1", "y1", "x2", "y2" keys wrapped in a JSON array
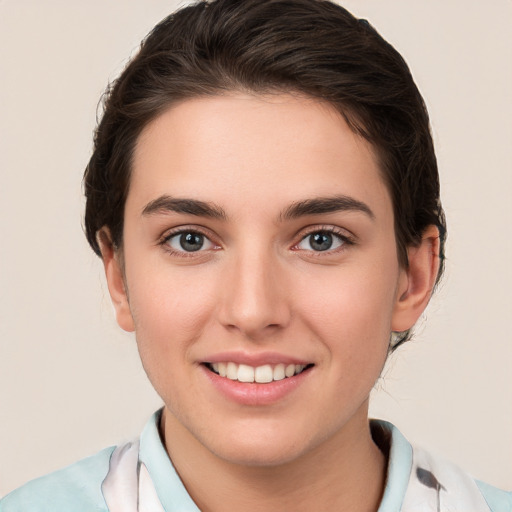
[
  {"x1": 180, "y1": 233, "x2": 203, "y2": 252},
  {"x1": 310, "y1": 232, "x2": 332, "y2": 251}
]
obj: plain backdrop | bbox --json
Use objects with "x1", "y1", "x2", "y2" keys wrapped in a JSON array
[{"x1": 1, "y1": 0, "x2": 511, "y2": 496}]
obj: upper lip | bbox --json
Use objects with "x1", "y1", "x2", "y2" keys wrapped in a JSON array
[{"x1": 202, "y1": 351, "x2": 312, "y2": 367}]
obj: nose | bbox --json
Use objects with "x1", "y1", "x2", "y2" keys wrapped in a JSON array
[{"x1": 218, "y1": 248, "x2": 291, "y2": 339}]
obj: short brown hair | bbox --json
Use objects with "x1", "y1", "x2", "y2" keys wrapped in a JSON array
[{"x1": 84, "y1": 0, "x2": 446, "y2": 348}]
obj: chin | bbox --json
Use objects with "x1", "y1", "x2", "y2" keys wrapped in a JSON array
[
  {"x1": 199, "y1": 420, "x2": 318, "y2": 468},
  {"x1": 215, "y1": 439, "x2": 309, "y2": 468}
]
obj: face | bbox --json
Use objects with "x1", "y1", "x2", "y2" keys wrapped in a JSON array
[{"x1": 106, "y1": 93, "x2": 424, "y2": 467}]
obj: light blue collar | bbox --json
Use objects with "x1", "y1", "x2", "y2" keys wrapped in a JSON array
[
  {"x1": 139, "y1": 411, "x2": 413, "y2": 511},
  {"x1": 372, "y1": 419, "x2": 413, "y2": 512},
  {"x1": 139, "y1": 410, "x2": 200, "y2": 511}
]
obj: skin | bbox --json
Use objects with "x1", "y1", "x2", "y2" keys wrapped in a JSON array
[{"x1": 100, "y1": 93, "x2": 440, "y2": 511}]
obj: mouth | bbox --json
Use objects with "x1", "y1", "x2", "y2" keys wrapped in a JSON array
[{"x1": 204, "y1": 362, "x2": 314, "y2": 383}]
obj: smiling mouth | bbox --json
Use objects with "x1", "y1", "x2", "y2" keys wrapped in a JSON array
[{"x1": 204, "y1": 362, "x2": 313, "y2": 383}]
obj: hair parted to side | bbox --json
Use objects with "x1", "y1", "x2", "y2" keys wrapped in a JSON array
[{"x1": 83, "y1": 0, "x2": 446, "y2": 349}]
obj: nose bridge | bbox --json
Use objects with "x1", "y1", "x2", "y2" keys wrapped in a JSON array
[{"x1": 219, "y1": 240, "x2": 290, "y2": 337}]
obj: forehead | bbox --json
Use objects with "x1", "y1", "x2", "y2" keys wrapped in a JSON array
[{"x1": 129, "y1": 93, "x2": 391, "y2": 220}]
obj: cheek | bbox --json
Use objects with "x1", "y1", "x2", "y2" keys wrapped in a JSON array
[
  {"x1": 126, "y1": 266, "x2": 221, "y2": 413},
  {"x1": 297, "y1": 262, "x2": 399, "y2": 358},
  {"x1": 126, "y1": 263, "x2": 218, "y2": 361},
  {"x1": 308, "y1": 266, "x2": 396, "y2": 314}
]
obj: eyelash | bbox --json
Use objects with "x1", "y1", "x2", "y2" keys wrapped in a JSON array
[
  {"x1": 293, "y1": 226, "x2": 355, "y2": 255},
  {"x1": 160, "y1": 227, "x2": 220, "y2": 258},
  {"x1": 159, "y1": 225, "x2": 355, "y2": 258}
]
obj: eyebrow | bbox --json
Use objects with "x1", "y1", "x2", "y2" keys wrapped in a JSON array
[
  {"x1": 141, "y1": 194, "x2": 374, "y2": 222},
  {"x1": 142, "y1": 195, "x2": 227, "y2": 220},
  {"x1": 280, "y1": 195, "x2": 375, "y2": 221}
]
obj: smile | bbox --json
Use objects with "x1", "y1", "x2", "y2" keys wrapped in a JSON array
[{"x1": 205, "y1": 362, "x2": 312, "y2": 383}]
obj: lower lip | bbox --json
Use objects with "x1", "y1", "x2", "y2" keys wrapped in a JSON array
[{"x1": 201, "y1": 365, "x2": 312, "y2": 406}]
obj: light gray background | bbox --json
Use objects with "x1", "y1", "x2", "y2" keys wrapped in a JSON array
[{"x1": 1, "y1": 0, "x2": 511, "y2": 496}]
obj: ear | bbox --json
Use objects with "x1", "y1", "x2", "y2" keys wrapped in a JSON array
[
  {"x1": 97, "y1": 228, "x2": 135, "y2": 332},
  {"x1": 392, "y1": 225, "x2": 441, "y2": 332}
]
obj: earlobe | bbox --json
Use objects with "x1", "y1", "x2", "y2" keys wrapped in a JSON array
[
  {"x1": 97, "y1": 228, "x2": 135, "y2": 332},
  {"x1": 392, "y1": 225, "x2": 441, "y2": 332}
]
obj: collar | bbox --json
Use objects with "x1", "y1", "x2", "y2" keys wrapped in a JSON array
[{"x1": 138, "y1": 412, "x2": 414, "y2": 512}]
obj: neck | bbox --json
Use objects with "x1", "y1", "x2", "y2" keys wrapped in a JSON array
[{"x1": 161, "y1": 404, "x2": 386, "y2": 512}]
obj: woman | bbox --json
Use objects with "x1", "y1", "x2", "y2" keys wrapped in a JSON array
[{"x1": 1, "y1": 1, "x2": 510, "y2": 510}]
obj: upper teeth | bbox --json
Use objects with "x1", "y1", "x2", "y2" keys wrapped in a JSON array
[{"x1": 210, "y1": 362, "x2": 307, "y2": 383}]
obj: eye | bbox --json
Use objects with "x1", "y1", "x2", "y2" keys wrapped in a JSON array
[
  {"x1": 165, "y1": 231, "x2": 216, "y2": 253},
  {"x1": 296, "y1": 230, "x2": 347, "y2": 252}
]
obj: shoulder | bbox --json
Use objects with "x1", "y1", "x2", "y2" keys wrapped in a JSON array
[
  {"x1": 0, "y1": 446, "x2": 116, "y2": 512},
  {"x1": 476, "y1": 480, "x2": 512, "y2": 512},
  {"x1": 406, "y1": 444, "x2": 512, "y2": 512},
  {"x1": 371, "y1": 420, "x2": 512, "y2": 512}
]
